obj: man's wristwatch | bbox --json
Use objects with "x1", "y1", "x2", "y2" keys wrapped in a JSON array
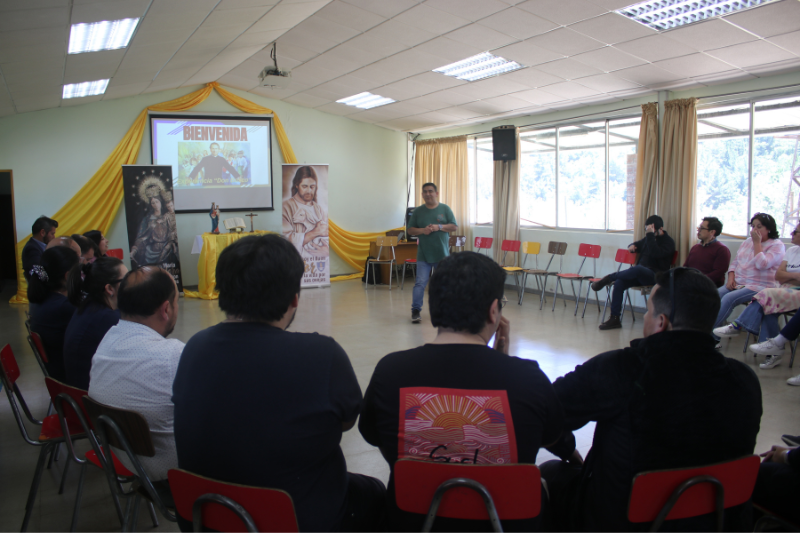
[{"x1": 438, "y1": 224, "x2": 442, "y2": 231}]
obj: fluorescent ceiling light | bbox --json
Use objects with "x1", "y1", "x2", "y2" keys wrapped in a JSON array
[
  {"x1": 433, "y1": 52, "x2": 523, "y2": 82},
  {"x1": 337, "y1": 92, "x2": 395, "y2": 109},
  {"x1": 62, "y1": 79, "x2": 110, "y2": 99},
  {"x1": 617, "y1": 0, "x2": 778, "y2": 30},
  {"x1": 68, "y1": 18, "x2": 139, "y2": 54}
]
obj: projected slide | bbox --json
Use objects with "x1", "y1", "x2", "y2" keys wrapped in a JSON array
[{"x1": 150, "y1": 114, "x2": 273, "y2": 212}]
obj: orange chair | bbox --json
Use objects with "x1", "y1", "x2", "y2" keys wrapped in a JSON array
[
  {"x1": 106, "y1": 248, "x2": 124, "y2": 259},
  {"x1": 499, "y1": 240, "x2": 523, "y2": 300},
  {"x1": 552, "y1": 243, "x2": 601, "y2": 315},
  {"x1": 474, "y1": 236, "x2": 493, "y2": 256},
  {"x1": 395, "y1": 459, "x2": 541, "y2": 532},
  {"x1": 628, "y1": 455, "x2": 760, "y2": 531},
  {"x1": 169, "y1": 469, "x2": 299, "y2": 532}
]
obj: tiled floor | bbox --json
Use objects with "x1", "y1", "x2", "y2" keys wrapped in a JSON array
[{"x1": 1, "y1": 279, "x2": 798, "y2": 531}]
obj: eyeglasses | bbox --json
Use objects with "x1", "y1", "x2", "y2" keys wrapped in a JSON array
[
  {"x1": 667, "y1": 267, "x2": 701, "y2": 325},
  {"x1": 500, "y1": 296, "x2": 508, "y2": 309},
  {"x1": 696, "y1": 226, "x2": 709, "y2": 231},
  {"x1": 792, "y1": 230, "x2": 799, "y2": 236}
]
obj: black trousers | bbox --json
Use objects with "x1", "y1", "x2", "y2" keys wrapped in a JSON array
[{"x1": 753, "y1": 461, "x2": 800, "y2": 525}]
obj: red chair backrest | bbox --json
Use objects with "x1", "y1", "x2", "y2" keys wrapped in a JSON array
[
  {"x1": 578, "y1": 243, "x2": 601, "y2": 259},
  {"x1": 29, "y1": 331, "x2": 49, "y2": 363},
  {"x1": 671, "y1": 250, "x2": 679, "y2": 266},
  {"x1": 628, "y1": 455, "x2": 760, "y2": 523},
  {"x1": 615, "y1": 248, "x2": 636, "y2": 265},
  {"x1": 474, "y1": 237, "x2": 493, "y2": 249},
  {"x1": 45, "y1": 378, "x2": 91, "y2": 426},
  {"x1": 0, "y1": 344, "x2": 20, "y2": 386},
  {"x1": 169, "y1": 469, "x2": 299, "y2": 532},
  {"x1": 395, "y1": 459, "x2": 541, "y2": 521},
  {"x1": 106, "y1": 248, "x2": 124, "y2": 259},
  {"x1": 501, "y1": 240, "x2": 521, "y2": 252}
]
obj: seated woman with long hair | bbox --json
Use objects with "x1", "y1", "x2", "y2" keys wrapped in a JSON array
[
  {"x1": 715, "y1": 223, "x2": 800, "y2": 369},
  {"x1": 28, "y1": 246, "x2": 80, "y2": 382},
  {"x1": 63, "y1": 257, "x2": 128, "y2": 390},
  {"x1": 83, "y1": 230, "x2": 109, "y2": 257}
]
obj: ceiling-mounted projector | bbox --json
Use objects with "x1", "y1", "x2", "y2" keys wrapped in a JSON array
[{"x1": 258, "y1": 42, "x2": 291, "y2": 89}]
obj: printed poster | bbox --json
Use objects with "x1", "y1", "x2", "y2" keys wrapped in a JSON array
[
  {"x1": 281, "y1": 164, "x2": 329, "y2": 288},
  {"x1": 121, "y1": 165, "x2": 184, "y2": 292}
]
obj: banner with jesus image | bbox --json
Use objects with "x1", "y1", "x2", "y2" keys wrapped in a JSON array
[{"x1": 281, "y1": 164, "x2": 329, "y2": 288}]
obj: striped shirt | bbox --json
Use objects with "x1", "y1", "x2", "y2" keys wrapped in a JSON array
[{"x1": 729, "y1": 237, "x2": 785, "y2": 291}]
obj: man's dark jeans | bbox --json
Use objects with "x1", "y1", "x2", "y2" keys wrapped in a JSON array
[{"x1": 607, "y1": 266, "x2": 656, "y2": 316}]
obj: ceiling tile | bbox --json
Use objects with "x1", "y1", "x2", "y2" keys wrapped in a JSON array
[
  {"x1": 571, "y1": 46, "x2": 647, "y2": 72},
  {"x1": 215, "y1": 73, "x2": 260, "y2": 91},
  {"x1": 403, "y1": 88, "x2": 477, "y2": 108},
  {"x1": 770, "y1": 30, "x2": 800, "y2": 55},
  {"x1": 384, "y1": 47, "x2": 447, "y2": 73},
  {"x1": 500, "y1": 67, "x2": 565, "y2": 87},
  {"x1": 362, "y1": 19, "x2": 437, "y2": 48},
  {"x1": 302, "y1": 50, "x2": 362, "y2": 75},
  {"x1": 313, "y1": 101, "x2": 366, "y2": 115},
  {"x1": 589, "y1": 0, "x2": 636, "y2": 9},
  {"x1": 202, "y1": 6, "x2": 274, "y2": 27},
  {"x1": 407, "y1": 71, "x2": 467, "y2": 90},
  {"x1": 3, "y1": 70, "x2": 63, "y2": 89},
  {"x1": 283, "y1": 92, "x2": 331, "y2": 107},
  {"x1": 493, "y1": 40, "x2": 565, "y2": 66},
  {"x1": 249, "y1": 82, "x2": 307, "y2": 100},
  {"x1": 111, "y1": 66, "x2": 161, "y2": 84},
  {"x1": 145, "y1": 0, "x2": 218, "y2": 17},
  {"x1": 517, "y1": 0, "x2": 607, "y2": 25},
  {"x1": 288, "y1": 62, "x2": 341, "y2": 84},
  {"x1": 340, "y1": 0, "x2": 418, "y2": 19},
  {"x1": 648, "y1": 79, "x2": 703, "y2": 90},
  {"x1": 216, "y1": 0, "x2": 281, "y2": 9},
  {"x1": 654, "y1": 53, "x2": 736, "y2": 77},
  {"x1": 690, "y1": 69, "x2": 756, "y2": 85},
  {"x1": 424, "y1": 0, "x2": 508, "y2": 21},
  {"x1": 229, "y1": 29, "x2": 287, "y2": 48},
  {"x1": 398, "y1": 94, "x2": 450, "y2": 112},
  {"x1": 8, "y1": 82, "x2": 63, "y2": 100},
  {"x1": 1, "y1": 56, "x2": 64, "y2": 77},
  {"x1": 379, "y1": 116, "x2": 435, "y2": 131},
  {"x1": 0, "y1": 41, "x2": 65, "y2": 64},
  {"x1": 509, "y1": 88, "x2": 568, "y2": 105},
  {"x1": 480, "y1": 7, "x2": 558, "y2": 40},
  {"x1": 0, "y1": 27, "x2": 66, "y2": 51},
  {"x1": 434, "y1": 106, "x2": 485, "y2": 119},
  {"x1": 315, "y1": 1, "x2": 385, "y2": 32},
  {"x1": 575, "y1": 73, "x2": 641, "y2": 92},
  {"x1": 480, "y1": 94, "x2": 532, "y2": 110},
  {"x1": 347, "y1": 110, "x2": 386, "y2": 123},
  {"x1": 707, "y1": 40, "x2": 796, "y2": 68},
  {"x1": 316, "y1": 75, "x2": 376, "y2": 93},
  {"x1": 615, "y1": 34, "x2": 698, "y2": 62},
  {"x1": 394, "y1": 4, "x2": 470, "y2": 35},
  {"x1": 365, "y1": 101, "x2": 422, "y2": 117},
  {"x1": 376, "y1": 78, "x2": 438, "y2": 100},
  {"x1": 744, "y1": 56, "x2": 800, "y2": 76},
  {"x1": 608, "y1": 87, "x2": 653, "y2": 98},
  {"x1": 725, "y1": 0, "x2": 800, "y2": 38},
  {"x1": 0, "y1": 7, "x2": 68, "y2": 31},
  {"x1": 664, "y1": 19, "x2": 758, "y2": 51},
  {"x1": 350, "y1": 62, "x2": 408, "y2": 85},
  {"x1": 538, "y1": 80, "x2": 601, "y2": 99},
  {"x1": 272, "y1": 42, "x2": 318, "y2": 62},
  {"x1": 459, "y1": 100, "x2": 505, "y2": 114},
  {"x1": 102, "y1": 81, "x2": 151, "y2": 99},
  {"x1": 414, "y1": 37, "x2": 483, "y2": 64},
  {"x1": 61, "y1": 94, "x2": 105, "y2": 106},
  {"x1": 528, "y1": 28, "x2": 605, "y2": 56},
  {"x1": 569, "y1": 13, "x2": 656, "y2": 44},
  {"x1": 445, "y1": 23, "x2": 518, "y2": 51},
  {"x1": 614, "y1": 63, "x2": 682, "y2": 85},
  {"x1": 0, "y1": 0, "x2": 68, "y2": 10},
  {"x1": 448, "y1": 76, "x2": 530, "y2": 99},
  {"x1": 14, "y1": 94, "x2": 61, "y2": 113},
  {"x1": 535, "y1": 58, "x2": 604, "y2": 79},
  {"x1": 71, "y1": 0, "x2": 150, "y2": 24}
]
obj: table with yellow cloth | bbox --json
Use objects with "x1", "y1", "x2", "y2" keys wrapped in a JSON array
[{"x1": 184, "y1": 231, "x2": 275, "y2": 300}]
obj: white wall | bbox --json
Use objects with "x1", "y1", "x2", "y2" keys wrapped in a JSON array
[{"x1": 0, "y1": 86, "x2": 407, "y2": 284}]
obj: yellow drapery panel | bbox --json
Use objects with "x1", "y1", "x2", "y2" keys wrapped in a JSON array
[
  {"x1": 413, "y1": 135, "x2": 471, "y2": 251},
  {"x1": 634, "y1": 102, "x2": 659, "y2": 238},
  {"x1": 329, "y1": 220, "x2": 404, "y2": 281},
  {"x1": 658, "y1": 98, "x2": 699, "y2": 266}
]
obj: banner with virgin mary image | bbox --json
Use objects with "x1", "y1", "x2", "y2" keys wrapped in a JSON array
[
  {"x1": 122, "y1": 165, "x2": 183, "y2": 292},
  {"x1": 282, "y1": 164, "x2": 329, "y2": 288}
]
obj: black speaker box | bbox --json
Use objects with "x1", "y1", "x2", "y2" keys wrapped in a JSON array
[{"x1": 492, "y1": 127, "x2": 516, "y2": 161}]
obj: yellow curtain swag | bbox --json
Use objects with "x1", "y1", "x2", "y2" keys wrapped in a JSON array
[{"x1": 10, "y1": 83, "x2": 397, "y2": 303}]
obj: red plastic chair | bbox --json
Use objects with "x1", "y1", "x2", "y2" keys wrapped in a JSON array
[
  {"x1": 27, "y1": 331, "x2": 50, "y2": 378},
  {"x1": 106, "y1": 248, "x2": 124, "y2": 259},
  {"x1": 628, "y1": 455, "x2": 760, "y2": 531},
  {"x1": 595, "y1": 248, "x2": 637, "y2": 322},
  {"x1": 169, "y1": 469, "x2": 299, "y2": 532},
  {"x1": 474, "y1": 236, "x2": 493, "y2": 257},
  {"x1": 395, "y1": 459, "x2": 541, "y2": 532},
  {"x1": 499, "y1": 240, "x2": 523, "y2": 300},
  {"x1": 624, "y1": 250, "x2": 680, "y2": 320},
  {"x1": 552, "y1": 243, "x2": 601, "y2": 315},
  {"x1": 0, "y1": 344, "x2": 85, "y2": 532}
]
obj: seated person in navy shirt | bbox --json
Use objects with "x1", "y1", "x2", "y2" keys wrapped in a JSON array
[
  {"x1": 359, "y1": 251, "x2": 567, "y2": 532},
  {"x1": 173, "y1": 234, "x2": 386, "y2": 532},
  {"x1": 28, "y1": 246, "x2": 80, "y2": 382},
  {"x1": 63, "y1": 256, "x2": 127, "y2": 390}
]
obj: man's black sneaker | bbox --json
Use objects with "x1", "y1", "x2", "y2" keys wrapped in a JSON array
[
  {"x1": 411, "y1": 309, "x2": 421, "y2": 323},
  {"x1": 782, "y1": 434, "x2": 800, "y2": 447}
]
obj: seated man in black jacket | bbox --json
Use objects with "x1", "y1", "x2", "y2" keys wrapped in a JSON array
[
  {"x1": 543, "y1": 268, "x2": 762, "y2": 531},
  {"x1": 592, "y1": 214, "x2": 676, "y2": 330}
]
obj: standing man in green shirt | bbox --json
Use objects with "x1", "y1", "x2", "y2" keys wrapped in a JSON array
[{"x1": 407, "y1": 183, "x2": 458, "y2": 323}]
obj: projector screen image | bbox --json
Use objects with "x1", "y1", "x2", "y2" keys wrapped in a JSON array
[{"x1": 150, "y1": 114, "x2": 273, "y2": 212}]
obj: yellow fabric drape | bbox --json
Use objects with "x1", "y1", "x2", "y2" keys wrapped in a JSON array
[
  {"x1": 414, "y1": 135, "x2": 471, "y2": 250},
  {"x1": 492, "y1": 129, "x2": 521, "y2": 265},
  {"x1": 634, "y1": 102, "x2": 659, "y2": 238},
  {"x1": 658, "y1": 98, "x2": 699, "y2": 266},
  {"x1": 329, "y1": 220, "x2": 404, "y2": 281}
]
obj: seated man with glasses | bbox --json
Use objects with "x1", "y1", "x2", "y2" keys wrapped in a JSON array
[
  {"x1": 359, "y1": 251, "x2": 567, "y2": 532},
  {"x1": 542, "y1": 267, "x2": 762, "y2": 531},
  {"x1": 684, "y1": 216, "x2": 731, "y2": 287},
  {"x1": 592, "y1": 215, "x2": 675, "y2": 330}
]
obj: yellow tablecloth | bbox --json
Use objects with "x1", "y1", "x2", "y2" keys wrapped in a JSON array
[{"x1": 184, "y1": 231, "x2": 275, "y2": 300}]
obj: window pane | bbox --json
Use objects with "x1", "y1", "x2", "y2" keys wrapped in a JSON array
[
  {"x1": 475, "y1": 136, "x2": 494, "y2": 224},
  {"x1": 752, "y1": 97, "x2": 800, "y2": 236},
  {"x1": 519, "y1": 128, "x2": 556, "y2": 227},
  {"x1": 608, "y1": 118, "x2": 639, "y2": 231},
  {"x1": 558, "y1": 121, "x2": 606, "y2": 229},
  {"x1": 696, "y1": 104, "x2": 751, "y2": 235}
]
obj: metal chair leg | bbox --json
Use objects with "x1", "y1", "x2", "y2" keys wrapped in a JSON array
[
  {"x1": 574, "y1": 280, "x2": 584, "y2": 316},
  {"x1": 539, "y1": 275, "x2": 549, "y2": 310},
  {"x1": 401, "y1": 263, "x2": 407, "y2": 290},
  {"x1": 744, "y1": 331, "x2": 751, "y2": 354},
  {"x1": 147, "y1": 501, "x2": 159, "y2": 527},
  {"x1": 22, "y1": 443, "x2": 52, "y2": 532},
  {"x1": 364, "y1": 261, "x2": 370, "y2": 288},
  {"x1": 602, "y1": 286, "x2": 611, "y2": 322},
  {"x1": 58, "y1": 452, "x2": 72, "y2": 494},
  {"x1": 582, "y1": 282, "x2": 592, "y2": 318},
  {"x1": 552, "y1": 278, "x2": 562, "y2": 312},
  {"x1": 70, "y1": 463, "x2": 87, "y2": 532}
]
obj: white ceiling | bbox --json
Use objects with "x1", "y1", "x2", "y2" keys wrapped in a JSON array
[{"x1": 2, "y1": 0, "x2": 800, "y2": 133}]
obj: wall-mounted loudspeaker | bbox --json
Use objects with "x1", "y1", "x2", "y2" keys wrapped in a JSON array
[{"x1": 492, "y1": 126, "x2": 516, "y2": 161}]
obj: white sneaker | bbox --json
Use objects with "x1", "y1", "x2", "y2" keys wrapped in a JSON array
[
  {"x1": 713, "y1": 324, "x2": 741, "y2": 338},
  {"x1": 787, "y1": 374, "x2": 800, "y2": 386},
  {"x1": 750, "y1": 338, "x2": 786, "y2": 356},
  {"x1": 760, "y1": 354, "x2": 783, "y2": 369}
]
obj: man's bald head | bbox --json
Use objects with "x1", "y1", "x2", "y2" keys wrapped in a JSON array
[
  {"x1": 118, "y1": 266, "x2": 177, "y2": 318},
  {"x1": 46, "y1": 236, "x2": 81, "y2": 257}
]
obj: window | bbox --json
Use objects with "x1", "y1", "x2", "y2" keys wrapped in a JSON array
[
  {"x1": 558, "y1": 122, "x2": 606, "y2": 229},
  {"x1": 697, "y1": 95, "x2": 800, "y2": 236},
  {"x1": 608, "y1": 118, "x2": 640, "y2": 231},
  {"x1": 520, "y1": 128, "x2": 556, "y2": 227},
  {"x1": 468, "y1": 136, "x2": 494, "y2": 225}
]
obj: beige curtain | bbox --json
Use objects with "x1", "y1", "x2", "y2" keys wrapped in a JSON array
[
  {"x1": 658, "y1": 98, "x2": 699, "y2": 266},
  {"x1": 492, "y1": 128, "x2": 521, "y2": 264},
  {"x1": 414, "y1": 136, "x2": 471, "y2": 250},
  {"x1": 633, "y1": 102, "x2": 659, "y2": 237}
]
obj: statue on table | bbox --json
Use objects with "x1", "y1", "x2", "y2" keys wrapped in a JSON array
[
  {"x1": 130, "y1": 180, "x2": 179, "y2": 270},
  {"x1": 210, "y1": 202, "x2": 220, "y2": 234}
]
